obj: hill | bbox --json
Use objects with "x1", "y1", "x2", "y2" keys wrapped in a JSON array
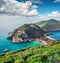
[
  {"x1": 37, "y1": 19, "x2": 60, "y2": 31},
  {"x1": 0, "y1": 42, "x2": 60, "y2": 63},
  {"x1": 7, "y1": 19, "x2": 60, "y2": 43},
  {"x1": 7, "y1": 24, "x2": 46, "y2": 43},
  {"x1": 0, "y1": 19, "x2": 60, "y2": 63}
]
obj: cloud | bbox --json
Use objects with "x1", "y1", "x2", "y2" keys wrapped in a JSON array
[
  {"x1": 54, "y1": 0, "x2": 60, "y2": 2},
  {"x1": 0, "y1": 0, "x2": 38, "y2": 16},
  {"x1": 0, "y1": 11, "x2": 60, "y2": 31},
  {"x1": 48, "y1": 11, "x2": 60, "y2": 17},
  {"x1": 0, "y1": 11, "x2": 60, "y2": 32},
  {"x1": 0, "y1": 15, "x2": 42, "y2": 33},
  {"x1": 0, "y1": 0, "x2": 6, "y2": 5},
  {"x1": 46, "y1": 11, "x2": 60, "y2": 20},
  {"x1": 26, "y1": 0, "x2": 43, "y2": 4}
]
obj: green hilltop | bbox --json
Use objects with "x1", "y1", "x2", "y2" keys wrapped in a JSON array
[{"x1": 37, "y1": 19, "x2": 60, "y2": 31}]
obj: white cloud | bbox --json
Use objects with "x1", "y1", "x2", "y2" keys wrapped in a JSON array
[
  {"x1": 30, "y1": 0, "x2": 43, "y2": 4},
  {"x1": 0, "y1": 11, "x2": 60, "y2": 33},
  {"x1": 0, "y1": 15, "x2": 42, "y2": 33},
  {"x1": 0, "y1": 11, "x2": 60, "y2": 32},
  {"x1": 0, "y1": 0, "x2": 38, "y2": 16},
  {"x1": 0, "y1": 0, "x2": 6, "y2": 5},
  {"x1": 54, "y1": 0, "x2": 60, "y2": 2},
  {"x1": 46, "y1": 11, "x2": 60, "y2": 20},
  {"x1": 48, "y1": 11, "x2": 60, "y2": 17}
]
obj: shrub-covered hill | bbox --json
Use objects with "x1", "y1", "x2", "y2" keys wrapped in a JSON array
[
  {"x1": 37, "y1": 19, "x2": 60, "y2": 31},
  {"x1": 0, "y1": 42, "x2": 60, "y2": 63}
]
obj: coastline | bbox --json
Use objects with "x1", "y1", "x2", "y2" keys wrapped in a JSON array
[
  {"x1": 35, "y1": 39, "x2": 47, "y2": 45},
  {"x1": 48, "y1": 29, "x2": 60, "y2": 32},
  {"x1": 45, "y1": 36, "x2": 55, "y2": 40}
]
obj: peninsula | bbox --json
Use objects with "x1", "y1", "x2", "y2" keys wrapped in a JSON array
[{"x1": 7, "y1": 19, "x2": 60, "y2": 44}]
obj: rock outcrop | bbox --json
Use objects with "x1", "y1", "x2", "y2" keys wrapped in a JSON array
[{"x1": 7, "y1": 24, "x2": 46, "y2": 43}]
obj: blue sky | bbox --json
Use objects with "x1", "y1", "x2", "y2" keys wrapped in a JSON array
[
  {"x1": 0, "y1": 0, "x2": 60, "y2": 21},
  {"x1": 16, "y1": 0, "x2": 60, "y2": 15}
]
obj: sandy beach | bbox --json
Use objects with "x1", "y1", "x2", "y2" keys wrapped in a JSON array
[
  {"x1": 36, "y1": 39, "x2": 47, "y2": 45},
  {"x1": 45, "y1": 36, "x2": 55, "y2": 40}
]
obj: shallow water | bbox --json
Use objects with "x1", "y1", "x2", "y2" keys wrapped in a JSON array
[
  {"x1": 0, "y1": 33, "x2": 42, "y2": 54},
  {"x1": 47, "y1": 30, "x2": 60, "y2": 40},
  {"x1": 0, "y1": 30, "x2": 60, "y2": 54},
  {"x1": 0, "y1": 16, "x2": 42, "y2": 54}
]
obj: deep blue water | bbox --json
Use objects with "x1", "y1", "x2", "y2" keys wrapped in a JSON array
[
  {"x1": 47, "y1": 30, "x2": 60, "y2": 40},
  {"x1": 0, "y1": 33, "x2": 42, "y2": 54}
]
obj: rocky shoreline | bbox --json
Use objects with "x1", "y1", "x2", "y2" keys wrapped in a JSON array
[
  {"x1": 7, "y1": 31, "x2": 53, "y2": 45},
  {"x1": 7, "y1": 24, "x2": 47, "y2": 44},
  {"x1": 7, "y1": 23, "x2": 60, "y2": 45}
]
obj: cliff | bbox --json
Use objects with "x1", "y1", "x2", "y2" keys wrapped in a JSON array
[{"x1": 7, "y1": 24, "x2": 46, "y2": 43}]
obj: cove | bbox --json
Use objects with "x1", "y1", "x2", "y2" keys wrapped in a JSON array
[
  {"x1": 0, "y1": 19, "x2": 43, "y2": 54},
  {"x1": 0, "y1": 33, "x2": 42, "y2": 54},
  {"x1": 46, "y1": 30, "x2": 60, "y2": 40}
]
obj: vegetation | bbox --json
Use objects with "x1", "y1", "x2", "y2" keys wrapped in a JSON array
[
  {"x1": 4, "y1": 19, "x2": 60, "y2": 63},
  {"x1": 37, "y1": 19, "x2": 60, "y2": 31},
  {"x1": 0, "y1": 42, "x2": 60, "y2": 63}
]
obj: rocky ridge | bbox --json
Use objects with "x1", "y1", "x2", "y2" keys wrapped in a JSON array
[{"x1": 7, "y1": 24, "x2": 46, "y2": 43}]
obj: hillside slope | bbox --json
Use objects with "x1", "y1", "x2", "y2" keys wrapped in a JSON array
[
  {"x1": 37, "y1": 19, "x2": 60, "y2": 31},
  {"x1": 0, "y1": 42, "x2": 60, "y2": 63}
]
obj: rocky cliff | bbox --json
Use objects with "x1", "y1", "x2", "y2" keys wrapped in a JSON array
[{"x1": 7, "y1": 24, "x2": 46, "y2": 43}]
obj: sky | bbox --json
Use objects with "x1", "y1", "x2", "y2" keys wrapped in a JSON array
[
  {"x1": 0, "y1": 0, "x2": 60, "y2": 19},
  {"x1": 16, "y1": 0, "x2": 60, "y2": 15},
  {"x1": 0, "y1": 0, "x2": 60, "y2": 30}
]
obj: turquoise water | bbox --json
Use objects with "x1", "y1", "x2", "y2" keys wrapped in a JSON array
[
  {"x1": 47, "y1": 30, "x2": 60, "y2": 40},
  {"x1": 0, "y1": 20, "x2": 42, "y2": 54},
  {"x1": 0, "y1": 16, "x2": 44, "y2": 54},
  {"x1": 0, "y1": 33, "x2": 42, "y2": 54},
  {"x1": 0, "y1": 30, "x2": 60, "y2": 54}
]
